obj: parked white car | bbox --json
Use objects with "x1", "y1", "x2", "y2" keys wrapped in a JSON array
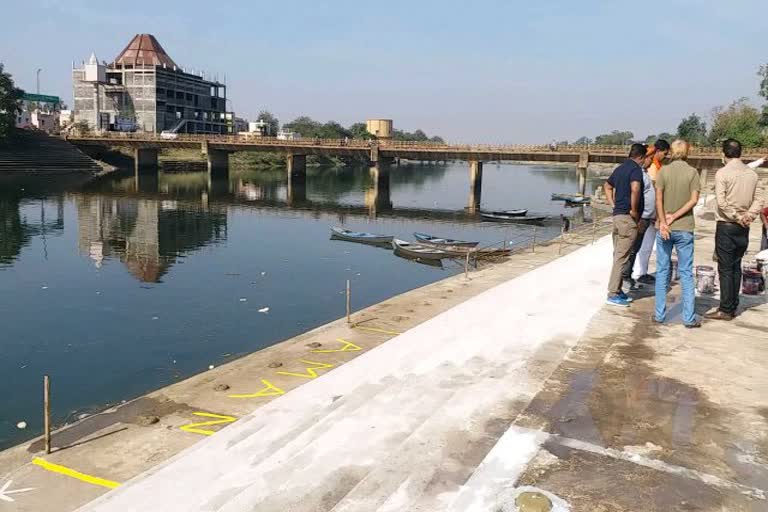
[{"x1": 160, "y1": 131, "x2": 178, "y2": 140}]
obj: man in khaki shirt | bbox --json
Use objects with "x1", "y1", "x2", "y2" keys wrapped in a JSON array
[{"x1": 706, "y1": 139, "x2": 765, "y2": 320}]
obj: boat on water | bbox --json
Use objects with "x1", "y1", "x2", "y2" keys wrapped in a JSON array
[
  {"x1": 480, "y1": 212, "x2": 548, "y2": 223},
  {"x1": 391, "y1": 239, "x2": 449, "y2": 261},
  {"x1": 484, "y1": 208, "x2": 528, "y2": 217},
  {"x1": 413, "y1": 232, "x2": 479, "y2": 248},
  {"x1": 564, "y1": 197, "x2": 591, "y2": 205},
  {"x1": 330, "y1": 227, "x2": 393, "y2": 245}
]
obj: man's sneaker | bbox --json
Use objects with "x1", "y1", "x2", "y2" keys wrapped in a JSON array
[
  {"x1": 624, "y1": 278, "x2": 640, "y2": 291},
  {"x1": 606, "y1": 295, "x2": 631, "y2": 307},
  {"x1": 684, "y1": 319, "x2": 702, "y2": 329},
  {"x1": 617, "y1": 291, "x2": 633, "y2": 303},
  {"x1": 637, "y1": 274, "x2": 656, "y2": 285}
]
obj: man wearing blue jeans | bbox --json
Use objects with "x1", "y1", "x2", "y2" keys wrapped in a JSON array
[{"x1": 654, "y1": 140, "x2": 701, "y2": 328}]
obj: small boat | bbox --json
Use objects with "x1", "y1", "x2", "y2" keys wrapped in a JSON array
[
  {"x1": 480, "y1": 212, "x2": 548, "y2": 223},
  {"x1": 392, "y1": 239, "x2": 448, "y2": 261},
  {"x1": 564, "y1": 197, "x2": 591, "y2": 205},
  {"x1": 485, "y1": 208, "x2": 528, "y2": 217},
  {"x1": 330, "y1": 227, "x2": 393, "y2": 245},
  {"x1": 413, "y1": 232, "x2": 479, "y2": 248},
  {"x1": 552, "y1": 193, "x2": 590, "y2": 204}
]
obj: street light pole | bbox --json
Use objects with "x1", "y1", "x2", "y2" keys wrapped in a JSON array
[{"x1": 36, "y1": 68, "x2": 42, "y2": 94}]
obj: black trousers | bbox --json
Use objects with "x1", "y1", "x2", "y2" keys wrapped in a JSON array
[
  {"x1": 622, "y1": 218, "x2": 650, "y2": 280},
  {"x1": 715, "y1": 222, "x2": 750, "y2": 315}
]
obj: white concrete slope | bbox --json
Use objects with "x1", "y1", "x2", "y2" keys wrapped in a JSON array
[{"x1": 78, "y1": 237, "x2": 612, "y2": 512}]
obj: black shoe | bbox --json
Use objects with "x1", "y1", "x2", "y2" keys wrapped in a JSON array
[
  {"x1": 684, "y1": 320, "x2": 702, "y2": 329},
  {"x1": 637, "y1": 274, "x2": 656, "y2": 285}
]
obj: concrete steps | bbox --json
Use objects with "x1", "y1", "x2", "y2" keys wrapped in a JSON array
[{"x1": 0, "y1": 131, "x2": 103, "y2": 175}]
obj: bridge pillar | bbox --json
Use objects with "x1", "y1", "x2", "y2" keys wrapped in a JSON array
[
  {"x1": 206, "y1": 150, "x2": 229, "y2": 179},
  {"x1": 134, "y1": 173, "x2": 159, "y2": 193},
  {"x1": 134, "y1": 148, "x2": 158, "y2": 175},
  {"x1": 577, "y1": 152, "x2": 589, "y2": 196},
  {"x1": 468, "y1": 160, "x2": 483, "y2": 213},
  {"x1": 366, "y1": 165, "x2": 392, "y2": 218},
  {"x1": 287, "y1": 154, "x2": 307, "y2": 206}
]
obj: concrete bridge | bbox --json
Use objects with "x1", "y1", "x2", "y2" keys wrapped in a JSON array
[{"x1": 67, "y1": 133, "x2": 761, "y2": 212}]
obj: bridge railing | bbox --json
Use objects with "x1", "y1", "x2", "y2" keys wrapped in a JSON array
[{"x1": 65, "y1": 133, "x2": 768, "y2": 157}]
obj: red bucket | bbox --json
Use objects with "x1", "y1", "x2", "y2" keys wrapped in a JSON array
[{"x1": 742, "y1": 267, "x2": 763, "y2": 295}]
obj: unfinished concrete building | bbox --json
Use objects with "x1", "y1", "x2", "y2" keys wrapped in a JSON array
[{"x1": 72, "y1": 34, "x2": 232, "y2": 134}]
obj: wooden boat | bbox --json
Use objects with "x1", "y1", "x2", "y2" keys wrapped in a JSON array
[
  {"x1": 413, "y1": 232, "x2": 479, "y2": 248},
  {"x1": 391, "y1": 239, "x2": 448, "y2": 261},
  {"x1": 480, "y1": 212, "x2": 548, "y2": 223},
  {"x1": 330, "y1": 227, "x2": 393, "y2": 245},
  {"x1": 552, "y1": 193, "x2": 590, "y2": 204},
  {"x1": 484, "y1": 208, "x2": 528, "y2": 217}
]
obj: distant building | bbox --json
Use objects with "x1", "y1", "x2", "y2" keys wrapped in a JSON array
[
  {"x1": 72, "y1": 34, "x2": 233, "y2": 134},
  {"x1": 233, "y1": 116, "x2": 249, "y2": 134},
  {"x1": 15, "y1": 93, "x2": 62, "y2": 133},
  {"x1": 366, "y1": 119, "x2": 393, "y2": 139}
]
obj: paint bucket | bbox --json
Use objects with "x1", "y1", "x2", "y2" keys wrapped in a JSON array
[
  {"x1": 742, "y1": 266, "x2": 763, "y2": 295},
  {"x1": 695, "y1": 265, "x2": 716, "y2": 295}
]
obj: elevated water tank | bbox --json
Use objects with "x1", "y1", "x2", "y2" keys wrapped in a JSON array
[{"x1": 366, "y1": 119, "x2": 393, "y2": 139}]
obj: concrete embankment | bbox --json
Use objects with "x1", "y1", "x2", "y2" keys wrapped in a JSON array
[
  {"x1": 0, "y1": 131, "x2": 108, "y2": 186},
  {"x1": 0, "y1": 219, "x2": 605, "y2": 511}
]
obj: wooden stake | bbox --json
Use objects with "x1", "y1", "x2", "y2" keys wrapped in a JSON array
[
  {"x1": 531, "y1": 227, "x2": 537, "y2": 253},
  {"x1": 345, "y1": 280, "x2": 351, "y2": 325},
  {"x1": 44, "y1": 375, "x2": 51, "y2": 454}
]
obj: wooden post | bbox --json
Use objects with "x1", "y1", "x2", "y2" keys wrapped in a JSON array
[
  {"x1": 44, "y1": 375, "x2": 51, "y2": 454},
  {"x1": 345, "y1": 280, "x2": 351, "y2": 325},
  {"x1": 558, "y1": 226, "x2": 565, "y2": 255},
  {"x1": 531, "y1": 227, "x2": 537, "y2": 253}
]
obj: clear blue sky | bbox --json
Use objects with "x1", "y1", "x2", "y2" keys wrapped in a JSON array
[{"x1": 2, "y1": 0, "x2": 766, "y2": 143}]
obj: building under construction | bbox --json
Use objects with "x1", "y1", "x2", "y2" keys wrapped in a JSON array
[{"x1": 72, "y1": 34, "x2": 232, "y2": 134}]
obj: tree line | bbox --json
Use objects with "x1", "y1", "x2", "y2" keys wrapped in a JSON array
[{"x1": 256, "y1": 111, "x2": 445, "y2": 143}]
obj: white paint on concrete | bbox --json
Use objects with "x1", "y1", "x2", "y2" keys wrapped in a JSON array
[{"x1": 77, "y1": 237, "x2": 614, "y2": 512}]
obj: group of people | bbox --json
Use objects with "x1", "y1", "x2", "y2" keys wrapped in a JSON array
[{"x1": 603, "y1": 138, "x2": 766, "y2": 327}]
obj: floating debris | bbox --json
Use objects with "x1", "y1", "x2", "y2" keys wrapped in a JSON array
[
  {"x1": 260, "y1": 271, "x2": 267, "y2": 276},
  {"x1": 225, "y1": 273, "x2": 241, "y2": 276},
  {"x1": 41, "y1": 286, "x2": 48, "y2": 290},
  {"x1": 152, "y1": 316, "x2": 159, "y2": 320},
  {"x1": 77, "y1": 413, "x2": 90, "y2": 420},
  {"x1": 258, "y1": 307, "x2": 270, "y2": 313},
  {"x1": 208, "y1": 365, "x2": 215, "y2": 370},
  {"x1": 16, "y1": 421, "x2": 27, "y2": 429},
  {"x1": 96, "y1": 291, "x2": 102, "y2": 295},
  {"x1": 239, "y1": 298, "x2": 248, "y2": 302}
]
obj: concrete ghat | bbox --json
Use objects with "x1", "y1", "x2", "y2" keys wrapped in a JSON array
[{"x1": 77, "y1": 237, "x2": 613, "y2": 512}]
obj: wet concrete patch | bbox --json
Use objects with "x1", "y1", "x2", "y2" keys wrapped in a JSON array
[
  {"x1": 27, "y1": 397, "x2": 196, "y2": 453},
  {"x1": 518, "y1": 444, "x2": 760, "y2": 512}
]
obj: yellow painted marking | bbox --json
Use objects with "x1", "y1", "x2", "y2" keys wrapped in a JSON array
[
  {"x1": 179, "y1": 412, "x2": 237, "y2": 436},
  {"x1": 310, "y1": 338, "x2": 362, "y2": 353},
  {"x1": 353, "y1": 325, "x2": 402, "y2": 336},
  {"x1": 276, "y1": 360, "x2": 335, "y2": 379},
  {"x1": 228, "y1": 379, "x2": 285, "y2": 399},
  {"x1": 31, "y1": 458, "x2": 120, "y2": 489}
]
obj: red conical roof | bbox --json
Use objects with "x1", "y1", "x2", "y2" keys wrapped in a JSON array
[{"x1": 113, "y1": 34, "x2": 178, "y2": 68}]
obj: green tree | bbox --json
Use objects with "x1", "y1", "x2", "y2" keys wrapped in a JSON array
[
  {"x1": 0, "y1": 63, "x2": 25, "y2": 139},
  {"x1": 708, "y1": 98, "x2": 765, "y2": 147},
  {"x1": 573, "y1": 136, "x2": 593, "y2": 145},
  {"x1": 758, "y1": 64, "x2": 768, "y2": 126},
  {"x1": 594, "y1": 130, "x2": 634, "y2": 145},
  {"x1": 676, "y1": 114, "x2": 707, "y2": 145},
  {"x1": 348, "y1": 122, "x2": 373, "y2": 139},
  {"x1": 257, "y1": 110, "x2": 279, "y2": 136},
  {"x1": 283, "y1": 116, "x2": 322, "y2": 138}
]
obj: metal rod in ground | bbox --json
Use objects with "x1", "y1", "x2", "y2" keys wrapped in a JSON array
[
  {"x1": 346, "y1": 280, "x2": 351, "y2": 324},
  {"x1": 464, "y1": 251, "x2": 470, "y2": 279},
  {"x1": 44, "y1": 375, "x2": 51, "y2": 454},
  {"x1": 531, "y1": 227, "x2": 537, "y2": 253}
]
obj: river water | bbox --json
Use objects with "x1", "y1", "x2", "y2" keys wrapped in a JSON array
[{"x1": 0, "y1": 162, "x2": 596, "y2": 449}]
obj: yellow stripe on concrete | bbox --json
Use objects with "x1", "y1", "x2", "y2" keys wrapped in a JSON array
[
  {"x1": 32, "y1": 457, "x2": 120, "y2": 489},
  {"x1": 353, "y1": 325, "x2": 402, "y2": 336}
]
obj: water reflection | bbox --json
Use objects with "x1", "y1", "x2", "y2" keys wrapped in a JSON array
[
  {"x1": 0, "y1": 194, "x2": 65, "y2": 267},
  {"x1": 73, "y1": 195, "x2": 227, "y2": 283}
]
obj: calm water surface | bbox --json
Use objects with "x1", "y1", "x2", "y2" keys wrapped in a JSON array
[{"x1": 0, "y1": 162, "x2": 597, "y2": 449}]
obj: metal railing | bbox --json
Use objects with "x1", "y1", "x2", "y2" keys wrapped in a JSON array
[{"x1": 65, "y1": 132, "x2": 768, "y2": 158}]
